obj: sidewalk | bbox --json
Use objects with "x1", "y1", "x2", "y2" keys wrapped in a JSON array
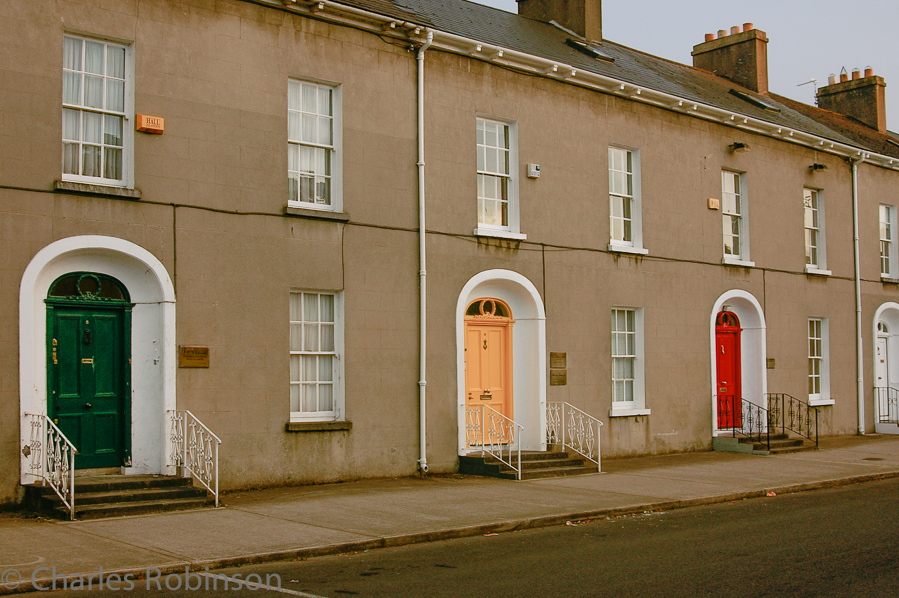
[{"x1": 1, "y1": 434, "x2": 898, "y2": 594}]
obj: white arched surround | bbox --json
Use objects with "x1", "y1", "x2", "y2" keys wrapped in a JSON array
[
  {"x1": 709, "y1": 290, "x2": 767, "y2": 435},
  {"x1": 873, "y1": 302, "x2": 899, "y2": 434},
  {"x1": 456, "y1": 270, "x2": 547, "y2": 454},
  {"x1": 20, "y1": 236, "x2": 176, "y2": 483}
]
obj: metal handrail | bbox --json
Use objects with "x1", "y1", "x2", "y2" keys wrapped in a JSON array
[
  {"x1": 874, "y1": 386, "x2": 899, "y2": 424},
  {"x1": 716, "y1": 394, "x2": 770, "y2": 451},
  {"x1": 25, "y1": 413, "x2": 77, "y2": 519},
  {"x1": 465, "y1": 405, "x2": 523, "y2": 479},
  {"x1": 168, "y1": 410, "x2": 221, "y2": 506},
  {"x1": 546, "y1": 402, "x2": 603, "y2": 472},
  {"x1": 765, "y1": 393, "x2": 819, "y2": 447}
]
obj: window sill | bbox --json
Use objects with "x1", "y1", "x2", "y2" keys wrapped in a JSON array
[
  {"x1": 722, "y1": 257, "x2": 755, "y2": 268},
  {"x1": 473, "y1": 227, "x2": 527, "y2": 241},
  {"x1": 805, "y1": 266, "x2": 832, "y2": 276},
  {"x1": 808, "y1": 398, "x2": 834, "y2": 407},
  {"x1": 284, "y1": 205, "x2": 350, "y2": 222},
  {"x1": 608, "y1": 243, "x2": 648, "y2": 255},
  {"x1": 880, "y1": 275, "x2": 899, "y2": 284},
  {"x1": 609, "y1": 407, "x2": 651, "y2": 418},
  {"x1": 286, "y1": 421, "x2": 352, "y2": 432},
  {"x1": 55, "y1": 180, "x2": 141, "y2": 200}
]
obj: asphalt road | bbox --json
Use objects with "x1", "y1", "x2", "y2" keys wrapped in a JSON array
[{"x1": 17, "y1": 477, "x2": 899, "y2": 597}]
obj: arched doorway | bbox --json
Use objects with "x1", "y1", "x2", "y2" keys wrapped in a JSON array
[
  {"x1": 456, "y1": 270, "x2": 546, "y2": 453},
  {"x1": 715, "y1": 311, "x2": 742, "y2": 430},
  {"x1": 46, "y1": 273, "x2": 133, "y2": 469},
  {"x1": 873, "y1": 303, "x2": 899, "y2": 434},
  {"x1": 709, "y1": 291, "x2": 767, "y2": 435},
  {"x1": 464, "y1": 298, "x2": 514, "y2": 424},
  {"x1": 20, "y1": 236, "x2": 176, "y2": 483}
]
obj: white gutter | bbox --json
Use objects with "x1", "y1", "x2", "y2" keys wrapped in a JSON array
[
  {"x1": 851, "y1": 156, "x2": 867, "y2": 434},
  {"x1": 417, "y1": 31, "x2": 433, "y2": 473}
]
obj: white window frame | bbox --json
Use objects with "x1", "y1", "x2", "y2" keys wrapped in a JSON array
[
  {"x1": 61, "y1": 34, "x2": 134, "y2": 188},
  {"x1": 474, "y1": 116, "x2": 524, "y2": 240},
  {"x1": 608, "y1": 146, "x2": 647, "y2": 255},
  {"x1": 808, "y1": 317, "x2": 832, "y2": 406},
  {"x1": 288, "y1": 79, "x2": 343, "y2": 212},
  {"x1": 721, "y1": 170, "x2": 754, "y2": 267},
  {"x1": 880, "y1": 204, "x2": 897, "y2": 279},
  {"x1": 804, "y1": 188, "x2": 831, "y2": 275},
  {"x1": 289, "y1": 291, "x2": 344, "y2": 422},
  {"x1": 610, "y1": 307, "x2": 650, "y2": 417}
]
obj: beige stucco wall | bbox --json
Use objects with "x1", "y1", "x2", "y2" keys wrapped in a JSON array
[{"x1": 1, "y1": 0, "x2": 897, "y2": 505}]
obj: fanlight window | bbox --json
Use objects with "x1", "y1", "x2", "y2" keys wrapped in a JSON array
[
  {"x1": 716, "y1": 311, "x2": 740, "y2": 328},
  {"x1": 466, "y1": 299, "x2": 510, "y2": 318},
  {"x1": 48, "y1": 272, "x2": 129, "y2": 302},
  {"x1": 878, "y1": 321, "x2": 889, "y2": 335}
]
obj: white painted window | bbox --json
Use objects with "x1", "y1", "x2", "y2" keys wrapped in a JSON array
[
  {"x1": 62, "y1": 35, "x2": 133, "y2": 187},
  {"x1": 290, "y1": 291, "x2": 343, "y2": 421},
  {"x1": 610, "y1": 308, "x2": 649, "y2": 417},
  {"x1": 475, "y1": 117, "x2": 523, "y2": 239},
  {"x1": 288, "y1": 80, "x2": 342, "y2": 211},
  {"x1": 804, "y1": 189, "x2": 828, "y2": 273},
  {"x1": 722, "y1": 171, "x2": 752, "y2": 265},
  {"x1": 808, "y1": 318, "x2": 831, "y2": 405},
  {"x1": 880, "y1": 204, "x2": 897, "y2": 278},
  {"x1": 608, "y1": 147, "x2": 646, "y2": 254}
]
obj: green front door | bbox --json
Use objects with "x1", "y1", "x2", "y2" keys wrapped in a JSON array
[{"x1": 47, "y1": 273, "x2": 131, "y2": 469}]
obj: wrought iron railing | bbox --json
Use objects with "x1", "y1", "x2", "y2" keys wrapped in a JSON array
[
  {"x1": 874, "y1": 386, "x2": 899, "y2": 424},
  {"x1": 465, "y1": 405, "x2": 523, "y2": 479},
  {"x1": 546, "y1": 402, "x2": 602, "y2": 472},
  {"x1": 716, "y1": 394, "x2": 770, "y2": 451},
  {"x1": 766, "y1": 393, "x2": 819, "y2": 447},
  {"x1": 168, "y1": 410, "x2": 221, "y2": 506},
  {"x1": 25, "y1": 413, "x2": 77, "y2": 519}
]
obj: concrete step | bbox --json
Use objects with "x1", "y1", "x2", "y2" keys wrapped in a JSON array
[
  {"x1": 26, "y1": 474, "x2": 215, "y2": 520},
  {"x1": 460, "y1": 451, "x2": 598, "y2": 480},
  {"x1": 58, "y1": 496, "x2": 214, "y2": 520}
]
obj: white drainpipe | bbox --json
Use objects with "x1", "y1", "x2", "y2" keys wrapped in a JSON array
[
  {"x1": 417, "y1": 31, "x2": 433, "y2": 473},
  {"x1": 851, "y1": 156, "x2": 866, "y2": 434}
]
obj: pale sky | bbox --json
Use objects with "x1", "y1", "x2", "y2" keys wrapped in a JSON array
[{"x1": 473, "y1": 0, "x2": 899, "y2": 132}]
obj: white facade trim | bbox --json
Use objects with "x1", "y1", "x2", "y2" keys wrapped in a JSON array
[
  {"x1": 709, "y1": 290, "x2": 767, "y2": 436},
  {"x1": 19, "y1": 236, "x2": 176, "y2": 483},
  {"x1": 456, "y1": 269, "x2": 546, "y2": 454}
]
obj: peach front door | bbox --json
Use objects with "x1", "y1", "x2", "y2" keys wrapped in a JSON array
[{"x1": 464, "y1": 299, "x2": 514, "y2": 423}]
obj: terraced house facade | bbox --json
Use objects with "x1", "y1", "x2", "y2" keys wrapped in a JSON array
[{"x1": 2, "y1": 0, "x2": 898, "y2": 507}]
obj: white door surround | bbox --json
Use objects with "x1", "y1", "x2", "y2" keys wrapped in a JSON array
[
  {"x1": 709, "y1": 290, "x2": 767, "y2": 436},
  {"x1": 873, "y1": 303, "x2": 899, "y2": 434},
  {"x1": 456, "y1": 270, "x2": 546, "y2": 454},
  {"x1": 19, "y1": 236, "x2": 176, "y2": 483}
]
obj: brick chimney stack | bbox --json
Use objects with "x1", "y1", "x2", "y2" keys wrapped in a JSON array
[
  {"x1": 517, "y1": 0, "x2": 602, "y2": 43},
  {"x1": 817, "y1": 68, "x2": 887, "y2": 134},
  {"x1": 692, "y1": 24, "x2": 768, "y2": 94}
]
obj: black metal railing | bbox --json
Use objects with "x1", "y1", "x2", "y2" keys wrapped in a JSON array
[
  {"x1": 717, "y1": 394, "x2": 770, "y2": 451},
  {"x1": 874, "y1": 386, "x2": 899, "y2": 424},
  {"x1": 766, "y1": 393, "x2": 819, "y2": 448}
]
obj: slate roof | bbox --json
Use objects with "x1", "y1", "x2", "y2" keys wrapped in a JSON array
[{"x1": 332, "y1": 0, "x2": 897, "y2": 158}]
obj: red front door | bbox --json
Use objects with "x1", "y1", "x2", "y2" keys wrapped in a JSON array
[{"x1": 715, "y1": 312, "x2": 742, "y2": 429}]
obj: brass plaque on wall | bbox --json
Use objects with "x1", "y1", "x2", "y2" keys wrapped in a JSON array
[
  {"x1": 179, "y1": 346, "x2": 210, "y2": 368},
  {"x1": 550, "y1": 369, "x2": 567, "y2": 386},
  {"x1": 766, "y1": 358, "x2": 776, "y2": 369},
  {"x1": 549, "y1": 352, "x2": 567, "y2": 369}
]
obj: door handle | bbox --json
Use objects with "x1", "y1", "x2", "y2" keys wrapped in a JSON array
[{"x1": 84, "y1": 403, "x2": 92, "y2": 409}]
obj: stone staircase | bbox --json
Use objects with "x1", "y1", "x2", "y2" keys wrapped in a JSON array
[
  {"x1": 459, "y1": 447, "x2": 599, "y2": 480},
  {"x1": 714, "y1": 432, "x2": 818, "y2": 456},
  {"x1": 27, "y1": 475, "x2": 214, "y2": 520}
]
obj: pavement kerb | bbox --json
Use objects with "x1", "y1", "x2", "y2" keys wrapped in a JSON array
[{"x1": 2, "y1": 468, "x2": 897, "y2": 596}]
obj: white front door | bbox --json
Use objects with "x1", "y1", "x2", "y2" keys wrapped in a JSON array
[{"x1": 876, "y1": 336, "x2": 889, "y2": 388}]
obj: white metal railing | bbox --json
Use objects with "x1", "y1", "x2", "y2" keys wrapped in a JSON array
[
  {"x1": 168, "y1": 410, "x2": 221, "y2": 506},
  {"x1": 465, "y1": 405, "x2": 523, "y2": 479},
  {"x1": 875, "y1": 386, "x2": 899, "y2": 424},
  {"x1": 25, "y1": 413, "x2": 77, "y2": 519},
  {"x1": 546, "y1": 402, "x2": 603, "y2": 472}
]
